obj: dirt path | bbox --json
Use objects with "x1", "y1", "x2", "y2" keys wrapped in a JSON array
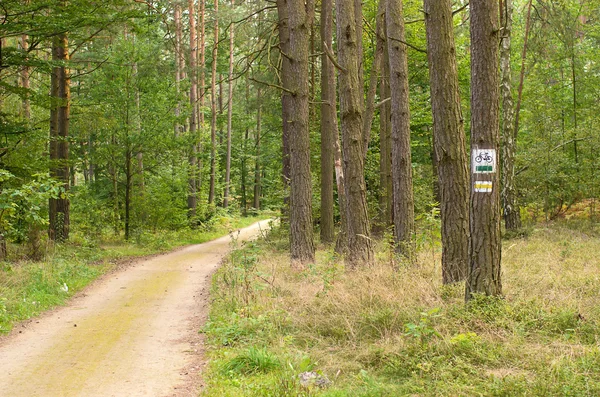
[{"x1": 0, "y1": 220, "x2": 272, "y2": 397}]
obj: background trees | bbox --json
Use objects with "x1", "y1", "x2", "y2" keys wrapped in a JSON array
[{"x1": 0, "y1": 0, "x2": 599, "y2": 280}]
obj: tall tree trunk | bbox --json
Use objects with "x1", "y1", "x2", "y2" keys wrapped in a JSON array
[
  {"x1": 508, "y1": 0, "x2": 533, "y2": 230},
  {"x1": 362, "y1": 0, "x2": 386, "y2": 160},
  {"x1": 500, "y1": 0, "x2": 521, "y2": 231},
  {"x1": 424, "y1": 0, "x2": 469, "y2": 282},
  {"x1": 188, "y1": 0, "x2": 198, "y2": 219},
  {"x1": 277, "y1": 0, "x2": 292, "y2": 224},
  {"x1": 49, "y1": 32, "x2": 70, "y2": 242},
  {"x1": 253, "y1": 86, "x2": 262, "y2": 210},
  {"x1": 197, "y1": 0, "x2": 206, "y2": 195},
  {"x1": 379, "y1": 49, "x2": 393, "y2": 230},
  {"x1": 386, "y1": 0, "x2": 414, "y2": 256},
  {"x1": 241, "y1": 72, "x2": 249, "y2": 213},
  {"x1": 320, "y1": 0, "x2": 335, "y2": 244},
  {"x1": 20, "y1": 34, "x2": 31, "y2": 120},
  {"x1": 285, "y1": 0, "x2": 315, "y2": 265},
  {"x1": 466, "y1": 0, "x2": 502, "y2": 300},
  {"x1": 208, "y1": 0, "x2": 219, "y2": 205},
  {"x1": 174, "y1": 3, "x2": 183, "y2": 136},
  {"x1": 223, "y1": 0, "x2": 234, "y2": 208},
  {"x1": 336, "y1": 0, "x2": 373, "y2": 267}
]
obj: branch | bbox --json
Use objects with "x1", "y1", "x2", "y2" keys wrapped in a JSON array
[
  {"x1": 453, "y1": 2, "x2": 469, "y2": 15},
  {"x1": 550, "y1": 137, "x2": 590, "y2": 152},
  {"x1": 249, "y1": 77, "x2": 294, "y2": 94},
  {"x1": 375, "y1": 97, "x2": 391, "y2": 108},
  {"x1": 387, "y1": 36, "x2": 427, "y2": 54},
  {"x1": 322, "y1": 42, "x2": 346, "y2": 73}
]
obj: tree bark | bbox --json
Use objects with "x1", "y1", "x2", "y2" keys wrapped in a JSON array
[
  {"x1": 386, "y1": 0, "x2": 414, "y2": 257},
  {"x1": 424, "y1": 0, "x2": 469, "y2": 282},
  {"x1": 49, "y1": 32, "x2": 70, "y2": 242},
  {"x1": 197, "y1": 0, "x2": 206, "y2": 195},
  {"x1": 174, "y1": 3, "x2": 183, "y2": 136},
  {"x1": 378, "y1": 47, "x2": 393, "y2": 230},
  {"x1": 285, "y1": 0, "x2": 315, "y2": 265},
  {"x1": 500, "y1": 0, "x2": 521, "y2": 231},
  {"x1": 253, "y1": 86, "x2": 262, "y2": 210},
  {"x1": 20, "y1": 34, "x2": 31, "y2": 120},
  {"x1": 320, "y1": 0, "x2": 335, "y2": 244},
  {"x1": 466, "y1": 0, "x2": 502, "y2": 300},
  {"x1": 224, "y1": 0, "x2": 234, "y2": 208},
  {"x1": 208, "y1": 0, "x2": 219, "y2": 205},
  {"x1": 362, "y1": 0, "x2": 386, "y2": 160},
  {"x1": 188, "y1": 0, "x2": 198, "y2": 219},
  {"x1": 336, "y1": 0, "x2": 374, "y2": 267},
  {"x1": 277, "y1": 0, "x2": 292, "y2": 224}
]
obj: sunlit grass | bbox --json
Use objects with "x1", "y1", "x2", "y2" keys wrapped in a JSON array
[{"x1": 202, "y1": 222, "x2": 600, "y2": 396}]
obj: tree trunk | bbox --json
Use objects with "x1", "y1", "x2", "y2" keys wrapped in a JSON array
[
  {"x1": 508, "y1": 0, "x2": 533, "y2": 230},
  {"x1": 500, "y1": 0, "x2": 521, "y2": 231},
  {"x1": 49, "y1": 32, "x2": 70, "y2": 242},
  {"x1": 362, "y1": 0, "x2": 386, "y2": 160},
  {"x1": 174, "y1": 3, "x2": 183, "y2": 136},
  {"x1": 224, "y1": 0, "x2": 234, "y2": 208},
  {"x1": 253, "y1": 86, "x2": 262, "y2": 210},
  {"x1": 277, "y1": 0, "x2": 292, "y2": 224},
  {"x1": 424, "y1": 0, "x2": 469, "y2": 282},
  {"x1": 208, "y1": 0, "x2": 219, "y2": 205},
  {"x1": 197, "y1": 0, "x2": 206, "y2": 195},
  {"x1": 386, "y1": 0, "x2": 414, "y2": 257},
  {"x1": 336, "y1": 0, "x2": 373, "y2": 267},
  {"x1": 188, "y1": 0, "x2": 198, "y2": 219},
  {"x1": 378, "y1": 49, "x2": 393, "y2": 230},
  {"x1": 319, "y1": 0, "x2": 335, "y2": 244},
  {"x1": 466, "y1": 0, "x2": 502, "y2": 300},
  {"x1": 285, "y1": 0, "x2": 315, "y2": 265},
  {"x1": 20, "y1": 34, "x2": 31, "y2": 120}
]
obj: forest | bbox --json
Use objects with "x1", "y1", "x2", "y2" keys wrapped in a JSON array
[{"x1": 2, "y1": 0, "x2": 600, "y2": 395}]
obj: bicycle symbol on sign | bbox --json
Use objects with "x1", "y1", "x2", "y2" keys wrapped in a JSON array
[{"x1": 475, "y1": 152, "x2": 492, "y2": 163}]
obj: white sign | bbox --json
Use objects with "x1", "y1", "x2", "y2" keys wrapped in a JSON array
[
  {"x1": 472, "y1": 149, "x2": 496, "y2": 174},
  {"x1": 474, "y1": 180, "x2": 493, "y2": 193}
]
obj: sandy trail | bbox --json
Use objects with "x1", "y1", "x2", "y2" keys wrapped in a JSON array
[{"x1": 0, "y1": 220, "x2": 271, "y2": 397}]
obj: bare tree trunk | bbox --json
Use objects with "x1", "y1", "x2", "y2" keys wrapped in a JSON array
[
  {"x1": 466, "y1": 0, "x2": 502, "y2": 300},
  {"x1": 386, "y1": 0, "x2": 414, "y2": 257},
  {"x1": 336, "y1": 0, "x2": 373, "y2": 267},
  {"x1": 174, "y1": 3, "x2": 183, "y2": 136},
  {"x1": 362, "y1": 0, "x2": 386, "y2": 160},
  {"x1": 378, "y1": 48, "x2": 393, "y2": 230},
  {"x1": 20, "y1": 34, "x2": 31, "y2": 120},
  {"x1": 188, "y1": 0, "x2": 198, "y2": 219},
  {"x1": 320, "y1": 0, "x2": 335, "y2": 244},
  {"x1": 424, "y1": 0, "x2": 469, "y2": 282},
  {"x1": 197, "y1": 0, "x2": 206, "y2": 195},
  {"x1": 286, "y1": 0, "x2": 315, "y2": 265},
  {"x1": 501, "y1": 0, "x2": 522, "y2": 231},
  {"x1": 253, "y1": 86, "x2": 262, "y2": 210},
  {"x1": 276, "y1": 0, "x2": 292, "y2": 223},
  {"x1": 49, "y1": 32, "x2": 70, "y2": 242},
  {"x1": 208, "y1": 0, "x2": 219, "y2": 205},
  {"x1": 224, "y1": 0, "x2": 234, "y2": 208}
]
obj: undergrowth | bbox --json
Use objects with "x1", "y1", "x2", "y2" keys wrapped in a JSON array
[
  {"x1": 201, "y1": 224, "x2": 600, "y2": 396},
  {"x1": 0, "y1": 214, "x2": 268, "y2": 335}
]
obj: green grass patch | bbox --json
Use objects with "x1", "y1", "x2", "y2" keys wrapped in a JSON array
[{"x1": 201, "y1": 223, "x2": 600, "y2": 396}]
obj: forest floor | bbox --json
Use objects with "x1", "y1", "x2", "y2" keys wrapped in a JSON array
[
  {"x1": 201, "y1": 221, "x2": 600, "y2": 396},
  {"x1": 0, "y1": 219, "x2": 272, "y2": 397}
]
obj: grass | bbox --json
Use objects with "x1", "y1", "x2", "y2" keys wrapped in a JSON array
[
  {"x1": 0, "y1": 213, "x2": 270, "y2": 335},
  {"x1": 201, "y1": 222, "x2": 600, "y2": 396}
]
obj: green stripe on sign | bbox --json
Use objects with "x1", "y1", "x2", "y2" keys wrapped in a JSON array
[{"x1": 476, "y1": 165, "x2": 493, "y2": 172}]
